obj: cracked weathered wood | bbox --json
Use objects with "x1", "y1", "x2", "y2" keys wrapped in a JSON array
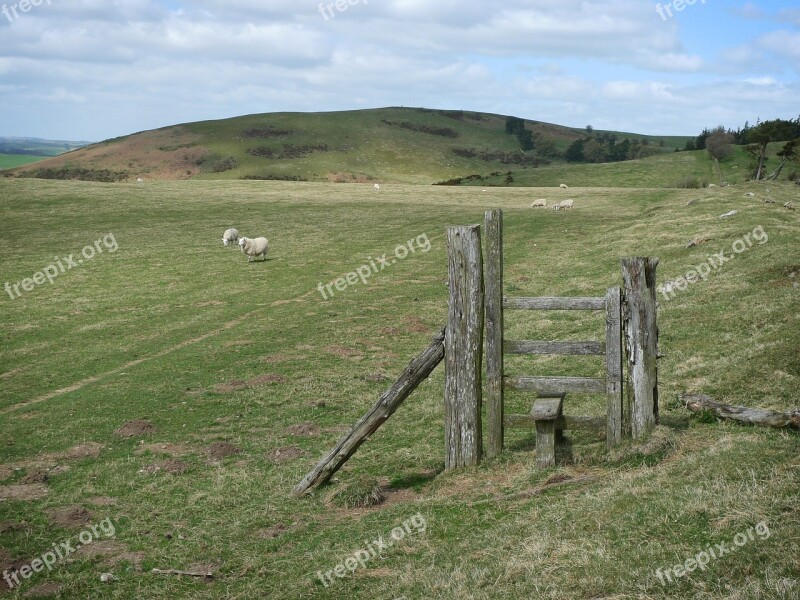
[
  {"x1": 605, "y1": 287, "x2": 624, "y2": 448},
  {"x1": 681, "y1": 394, "x2": 800, "y2": 429},
  {"x1": 445, "y1": 225, "x2": 484, "y2": 469},
  {"x1": 484, "y1": 209, "x2": 504, "y2": 459},
  {"x1": 503, "y1": 296, "x2": 605, "y2": 311}
]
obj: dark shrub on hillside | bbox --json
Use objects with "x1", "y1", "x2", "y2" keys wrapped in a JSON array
[{"x1": 18, "y1": 167, "x2": 129, "y2": 182}]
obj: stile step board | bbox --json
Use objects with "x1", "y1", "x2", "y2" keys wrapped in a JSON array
[
  {"x1": 504, "y1": 376, "x2": 606, "y2": 394},
  {"x1": 532, "y1": 397, "x2": 563, "y2": 421}
]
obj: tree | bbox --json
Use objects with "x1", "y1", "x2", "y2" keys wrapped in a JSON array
[
  {"x1": 585, "y1": 125, "x2": 594, "y2": 135},
  {"x1": 583, "y1": 139, "x2": 608, "y2": 163},
  {"x1": 706, "y1": 126, "x2": 735, "y2": 185},
  {"x1": 768, "y1": 139, "x2": 799, "y2": 181},
  {"x1": 517, "y1": 129, "x2": 534, "y2": 151},
  {"x1": 565, "y1": 139, "x2": 585, "y2": 162}
]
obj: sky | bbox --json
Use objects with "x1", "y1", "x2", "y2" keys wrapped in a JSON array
[{"x1": 0, "y1": 0, "x2": 798, "y2": 142}]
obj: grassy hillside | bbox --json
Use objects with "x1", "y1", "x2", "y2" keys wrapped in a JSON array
[
  {"x1": 5, "y1": 108, "x2": 688, "y2": 184},
  {"x1": 0, "y1": 178, "x2": 798, "y2": 599}
]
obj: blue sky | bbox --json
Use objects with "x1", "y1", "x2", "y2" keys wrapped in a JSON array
[{"x1": 0, "y1": 0, "x2": 798, "y2": 141}]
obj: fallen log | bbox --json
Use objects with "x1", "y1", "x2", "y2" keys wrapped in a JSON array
[
  {"x1": 292, "y1": 327, "x2": 446, "y2": 497},
  {"x1": 681, "y1": 394, "x2": 800, "y2": 430}
]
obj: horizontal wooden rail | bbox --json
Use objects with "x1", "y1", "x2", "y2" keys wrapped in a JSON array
[
  {"x1": 504, "y1": 376, "x2": 606, "y2": 394},
  {"x1": 504, "y1": 340, "x2": 606, "y2": 356},
  {"x1": 505, "y1": 414, "x2": 606, "y2": 433},
  {"x1": 503, "y1": 296, "x2": 605, "y2": 311}
]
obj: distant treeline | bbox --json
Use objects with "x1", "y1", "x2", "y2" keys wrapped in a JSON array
[{"x1": 684, "y1": 117, "x2": 800, "y2": 151}]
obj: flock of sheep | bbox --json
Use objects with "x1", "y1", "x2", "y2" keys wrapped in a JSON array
[
  {"x1": 530, "y1": 184, "x2": 575, "y2": 210},
  {"x1": 222, "y1": 228, "x2": 269, "y2": 261}
]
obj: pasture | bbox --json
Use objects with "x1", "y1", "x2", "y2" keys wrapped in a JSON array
[{"x1": 1, "y1": 179, "x2": 798, "y2": 599}]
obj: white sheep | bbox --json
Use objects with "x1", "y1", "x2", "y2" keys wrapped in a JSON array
[
  {"x1": 222, "y1": 228, "x2": 239, "y2": 247},
  {"x1": 530, "y1": 199, "x2": 547, "y2": 208},
  {"x1": 136, "y1": 177, "x2": 144, "y2": 183},
  {"x1": 744, "y1": 193, "x2": 755, "y2": 198},
  {"x1": 553, "y1": 198, "x2": 574, "y2": 210},
  {"x1": 239, "y1": 236, "x2": 269, "y2": 261},
  {"x1": 374, "y1": 184, "x2": 381, "y2": 191},
  {"x1": 559, "y1": 184, "x2": 568, "y2": 189}
]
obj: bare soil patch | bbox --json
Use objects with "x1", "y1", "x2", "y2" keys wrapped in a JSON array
[
  {"x1": 47, "y1": 505, "x2": 93, "y2": 528},
  {"x1": 74, "y1": 540, "x2": 145, "y2": 569},
  {"x1": 0, "y1": 484, "x2": 48, "y2": 501},
  {"x1": 267, "y1": 446, "x2": 306, "y2": 464},
  {"x1": 86, "y1": 496, "x2": 117, "y2": 507},
  {"x1": 0, "y1": 466, "x2": 13, "y2": 482},
  {"x1": 324, "y1": 345, "x2": 365, "y2": 360},
  {"x1": 260, "y1": 524, "x2": 290, "y2": 539},
  {"x1": 115, "y1": 420, "x2": 156, "y2": 438},
  {"x1": 207, "y1": 443, "x2": 241, "y2": 460},
  {"x1": 402, "y1": 316, "x2": 430, "y2": 333},
  {"x1": 286, "y1": 423, "x2": 320, "y2": 437},
  {"x1": 20, "y1": 470, "x2": 49, "y2": 484}
]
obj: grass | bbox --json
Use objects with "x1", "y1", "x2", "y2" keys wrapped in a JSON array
[
  {"x1": 0, "y1": 155, "x2": 50, "y2": 170},
  {"x1": 0, "y1": 178, "x2": 798, "y2": 599}
]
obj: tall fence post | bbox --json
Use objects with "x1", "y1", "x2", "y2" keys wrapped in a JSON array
[
  {"x1": 445, "y1": 225, "x2": 484, "y2": 469},
  {"x1": 484, "y1": 210, "x2": 504, "y2": 459},
  {"x1": 605, "y1": 287, "x2": 623, "y2": 447},
  {"x1": 620, "y1": 257, "x2": 659, "y2": 439}
]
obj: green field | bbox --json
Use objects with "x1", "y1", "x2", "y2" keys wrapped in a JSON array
[
  {"x1": 0, "y1": 154, "x2": 50, "y2": 170},
  {"x1": 1, "y1": 179, "x2": 798, "y2": 599}
]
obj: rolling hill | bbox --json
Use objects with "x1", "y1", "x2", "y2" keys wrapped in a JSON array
[{"x1": 4, "y1": 108, "x2": 692, "y2": 185}]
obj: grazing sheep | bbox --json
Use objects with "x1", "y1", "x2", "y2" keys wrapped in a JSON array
[
  {"x1": 136, "y1": 177, "x2": 144, "y2": 183},
  {"x1": 763, "y1": 197, "x2": 775, "y2": 204},
  {"x1": 784, "y1": 202, "x2": 795, "y2": 210},
  {"x1": 530, "y1": 199, "x2": 547, "y2": 208},
  {"x1": 239, "y1": 236, "x2": 269, "y2": 261},
  {"x1": 374, "y1": 184, "x2": 381, "y2": 191},
  {"x1": 222, "y1": 228, "x2": 239, "y2": 247},
  {"x1": 708, "y1": 184, "x2": 717, "y2": 188},
  {"x1": 552, "y1": 204, "x2": 561, "y2": 211},
  {"x1": 559, "y1": 184, "x2": 568, "y2": 189},
  {"x1": 744, "y1": 192, "x2": 755, "y2": 198},
  {"x1": 556, "y1": 199, "x2": 574, "y2": 210}
]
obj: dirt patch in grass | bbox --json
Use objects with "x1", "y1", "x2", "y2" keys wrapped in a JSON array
[
  {"x1": 286, "y1": 423, "x2": 321, "y2": 437},
  {"x1": 260, "y1": 524, "x2": 291, "y2": 539},
  {"x1": 0, "y1": 484, "x2": 49, "y2": 501},
  {"x1": 213, "y1": 380, "x2": 249, "y2": 393},
  {"x1": 22, "y1": 582, "x2": 63, "y2": 597},
  {"x1": 0, "y1": 521, "x2": 31, "y2": 534},
  {"x1": 207, "y1": 443, "x2": 241, "y2": 460},
  {"x1": 363, "y1": 373, "x2": 390, "y2": 383},
  {"x1": 115, "y1": 420, "x2": 156, "y2": 438},
  {"x1": 65, "y1": 442, "x2": 104, "y2": 460},
  {"x1": 267, "y1": 446, "x2": 306, "y2": 464},
  {"x1": 20, "y1": 470, "x2": 49, "y2": 484},
  {"x1": 0, "y1": 549, "x2": 25, "y2": 592},
  {"x1": 402, "y1": 316, "x2": 430, "y2": 333},
  {"x1": 47, "y1": 505, "x2": 93, "y2": 528},
  {"x1": 74, "y1": 540, "x2": 145, "y2": 569},
  {"x1": 134, "y1": 443, "x2": 192, "y2": 457},
  {"x1": 0, "y1": 466, "x2": 13, "y2": 481},
  {"x1": 324, "y1": 345, "x2": 365, "y2": 360},
  {"x1": 141, "y1": 459, "x2": 190, "y2": 475},
  {"x1": 379, "y1": 326, "x2": 401, "y2": 335}
]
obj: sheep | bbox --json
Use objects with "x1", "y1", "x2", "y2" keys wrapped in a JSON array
[
  {"x1": 374, "y1": 184, "x2": 381, "y2": 191},
  {"x1": 530, "y1": 199, "x2": 547, "y2": 208},
  {"x1": 784, "y1": 202, "x2": 795, "y2": 210},
  {"x1": 559, "y1": 184, "x2": 568, "y2": 189},
  {"x1": 239, "y1": 236, "x2": 269, "y2": 261},
  {"x1": 558, "y1": 199, "x2": 574, "y2": 210},
  {"x1": 136, "y1": 177, "x2": 144, "y2": 183},
  {"x1": 222, "y1": 228, "x2": 239, "y2": 247},
  {"x1": 744, "y1": 192, "x2": 755, "y2": 198},
  {"x1": 552, "y1": 204, "x2": 562, "y2": 211},
  {"x1": 708, "y1": 184, "x2": 717, "y2": 188},
  {"x1": 763, "y1": 197, "x2": 775, "y2": 204}
]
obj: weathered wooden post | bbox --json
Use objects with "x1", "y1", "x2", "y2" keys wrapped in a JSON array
[
  {"x1": 605, "y1": 287, "x2": 623, "y2": 447},
  {"x1": 620, "y1": 258, "x2": 659, "y2": 439},
  {"x1": 445, "y1": 225, "x2": 484, "y2": 469},
  {"x1": 484, "y1": 210, "x2": 504, "y2": 459}
]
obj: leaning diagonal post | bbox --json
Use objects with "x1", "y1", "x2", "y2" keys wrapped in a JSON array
[{"x1": 292, "y1": 328, "x2": 445, "y2": 497}]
